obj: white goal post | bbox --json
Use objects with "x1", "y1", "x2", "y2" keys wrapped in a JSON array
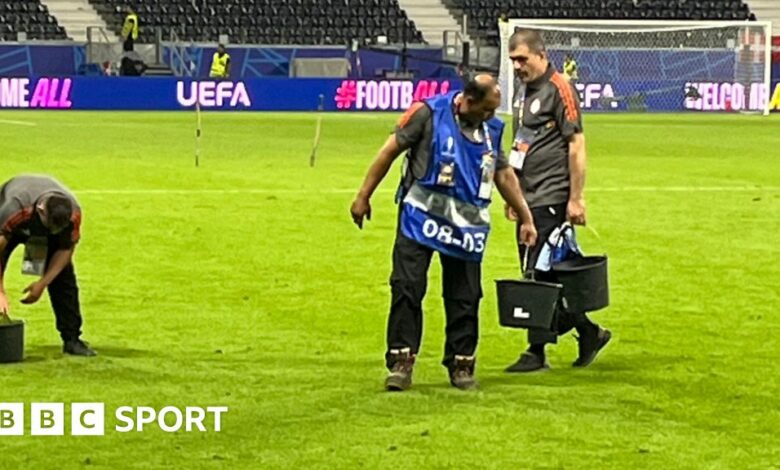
[{"x1": 498, "y1": 20, "x2": 773, "y2": 115}]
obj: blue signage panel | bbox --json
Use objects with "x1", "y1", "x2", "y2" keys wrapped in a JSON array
[{"x1": 0, "y1": 76, "x2": 462, "y2": 111}]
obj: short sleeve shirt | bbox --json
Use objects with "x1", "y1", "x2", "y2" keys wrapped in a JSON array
[{"x1": 511, "y1": 65, "x2": 583, "y2": 208}]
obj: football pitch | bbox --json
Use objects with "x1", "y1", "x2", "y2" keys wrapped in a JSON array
[{"x1": 0, "y1": 110, "x2": 778, "y2": 468}]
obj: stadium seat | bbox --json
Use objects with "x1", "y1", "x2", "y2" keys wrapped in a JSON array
[
  {"x1": 0, "y1": 0, "x2": 67, "y2": 40},
  {"x1": 81, "y1": 0, "x2": 424, "y2": 45},
  {"x1": 453, "y1": 0, "x2": 756, "y2": 46}
]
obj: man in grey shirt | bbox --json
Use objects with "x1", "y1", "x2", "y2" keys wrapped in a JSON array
[
  {"x1": 504, "y1": 29, "x2": 611, "y2": 373},
  {"x1": 0, "y1": 175, "x2": 96, "y2": 356}
]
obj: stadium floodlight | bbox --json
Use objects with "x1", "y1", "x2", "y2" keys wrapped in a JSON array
[{"x1": 499, "y1": 20, "x2": 773, "y2": 115}]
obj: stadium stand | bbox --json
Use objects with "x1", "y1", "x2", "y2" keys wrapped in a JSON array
[
  {"x1": 87, "y1": 0, "x2": 425, "y2": 45},
  {"x1": 0, "y1": 1, "x2": 68, "y2": 40},
  {"x1": 446, "y1": 0, "x2": 755, "y2": 45}
]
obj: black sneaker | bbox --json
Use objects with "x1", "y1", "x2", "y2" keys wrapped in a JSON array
[
  {"x1": 504, "y1": 351, "x2": 550, "y2": 373},
  {"x1": 572, "y1": 327, "x2": 611, "y2": 368},
  {"x1": 63, "y1": 339, "x2": 97, "y2": 357},
  {"x1": 385, "y1": 348, "x2": 415, "y2": 391},
  {"x1": 449, "y1": 355, "x2": 477, "y2": 390}
]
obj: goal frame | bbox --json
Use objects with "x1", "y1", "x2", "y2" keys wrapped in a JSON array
[{"x1": 498, "y1": 19, "x2": 773, "y2": 115}]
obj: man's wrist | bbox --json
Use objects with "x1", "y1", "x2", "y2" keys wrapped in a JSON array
[{"x1": 520, "y1": 207, "x2": 534, "y2": 225}]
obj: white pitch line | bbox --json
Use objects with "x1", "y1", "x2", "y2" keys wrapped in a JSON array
[
  {"x1": 590, "y1": 186, "x2": 780, "y2": 192},
  {"x1": 0, "y1": 119, "x2": 37, "y2": 127},
  {"x1": 72, "y1": 186, "x2": 780, "y2": 196}
]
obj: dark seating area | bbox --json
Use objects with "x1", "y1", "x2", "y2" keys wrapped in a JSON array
[
  {"x1": 449, "y1": 0, "x2": 754, "y2": 45},
  {"x1": 0, "y1": 1, "x2": 68, "y2": 41},
  {"x1": 88, "y1": 0, "x2": 425, "y2": 45}
]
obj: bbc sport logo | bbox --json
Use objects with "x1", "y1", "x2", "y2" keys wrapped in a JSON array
[{"x1": 0, "y1": 403, "x2": 228, "y2": 436}]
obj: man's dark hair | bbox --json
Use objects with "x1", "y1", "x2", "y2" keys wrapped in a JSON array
[
  {"x1": 509, "y1": 29, "x2": 546, "y2": 54},
  {"x1": 46, "y1": 195, "x2": 73, "y2": 230},
  {"x1": 463, "y1": 76, "x2": 495, "y2": 103}
]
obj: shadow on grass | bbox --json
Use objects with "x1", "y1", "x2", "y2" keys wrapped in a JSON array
[{"x1": 23, "y1": 344, "x2": 156, "y2": 361}]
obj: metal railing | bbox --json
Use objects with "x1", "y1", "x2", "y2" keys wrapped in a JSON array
[
  {"x1": 165, "y1": 28, "x2": 196, "y2": 77},
  {"x1": 86, "y1": 26, "x2": 120, "y2": 66},
  {"x1": 443, "y1": 14, "x2": 501, "y2": 72}
]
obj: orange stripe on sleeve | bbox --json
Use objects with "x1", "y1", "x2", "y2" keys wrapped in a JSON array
[
  {"x1": 2, "y1": 208, "x2": 33, "y2": 234},
  {"x1": 551, "y1": 72, "x2": 579, "y2": 122},
  {"x1": 397, "y1": 102, "x2": 425, "y2": 128},
  {"x1": 71, "y1": 211, "x2": 81, "y2": 243}
]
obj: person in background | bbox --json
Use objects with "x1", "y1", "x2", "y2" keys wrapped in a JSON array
[
  {"x1": 209, "y1": 44, "x2": 231, "y2": 79},
  {"x1": 563, "y1": 53, "x2": 578, "y2": 85},
  {"x1": 121, "y1": 7, "x2": 139, "y2": 52}
]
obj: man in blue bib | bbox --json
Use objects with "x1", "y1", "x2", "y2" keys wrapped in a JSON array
[{"x1": 350, "y1": 75, "x2": 538, "y2": 391}]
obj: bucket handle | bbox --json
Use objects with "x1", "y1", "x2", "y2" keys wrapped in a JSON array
[{"x1": 521, "y1": 246, "x2": 535, "y2": 281}]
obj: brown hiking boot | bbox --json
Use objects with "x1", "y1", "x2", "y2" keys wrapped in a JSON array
[
  {"x1": 385, "y1": 348, "x2": 415, "y2": 391},
  {"x1": 449, "y1": 355, "x2": 477, "y2": 390}
]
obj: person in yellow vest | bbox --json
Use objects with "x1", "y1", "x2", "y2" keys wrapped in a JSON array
[
  {"x1": 209, "y1": 44, "x2": 231, "y2": 79},
  {"x1": 562, "y1": 53, "x2": 578, "y2": 84},
  {"x1": 121, "y1": 7, "x2": 139, "y2": 52}
]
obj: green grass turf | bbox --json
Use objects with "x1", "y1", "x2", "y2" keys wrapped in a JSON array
[{"x1": 0, "y1": 111, "x2": 778, "y2": 468}]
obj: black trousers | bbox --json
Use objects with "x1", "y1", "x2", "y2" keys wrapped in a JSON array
[
  {"x1": 1, "y1": 237, "x2": 82, "y2": 342},
  {"x1": 122, "y1": 36, "x2": 134, "y2": 52},
  {"x1": 386, "y1": 231, "x2": 482, "y2": 371},
  {"x1": 516, "y1": 203, "x2": 590, "y2": 345}
]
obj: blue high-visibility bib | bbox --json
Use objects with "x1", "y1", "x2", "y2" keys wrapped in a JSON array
[{"x1": 399, "y1": 91, "x2": 504, "y2": 262}]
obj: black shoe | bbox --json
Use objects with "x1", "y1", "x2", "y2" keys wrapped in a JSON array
[
  {"x1": 449, "y1": 355, "x2": 477, "y2": 390},
  {"x1": 572, "y1": 327, "x2": 611, "y2": 368},
  {"x1": 385, "y1": 348, "x2": 415, "y2": 391},
  {"x1": 63, "y1": 339, "x2": 97, "y2": 357},
  {"x1": 504, "y1": 351, "x2": 550, "y2": 373}
]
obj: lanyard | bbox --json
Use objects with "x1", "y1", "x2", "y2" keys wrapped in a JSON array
[
  {"x1": 454, "y1": 110, "x2": 494, "y2": 155},
  {"x1": 482, "y1": 122, "x2": 494, "y2": 155}
]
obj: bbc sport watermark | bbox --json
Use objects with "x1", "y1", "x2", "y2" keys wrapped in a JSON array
[{"x1": 0, "y1": 403, "x2": 228, "y2": 436}]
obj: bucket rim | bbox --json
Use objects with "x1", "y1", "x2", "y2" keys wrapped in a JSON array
[
  {"x1": 495, "y1": 278, "x2": 563, "y2": 289},
  {"x1": 552, "y1": 255, "x2": 608, "y2": 271}
]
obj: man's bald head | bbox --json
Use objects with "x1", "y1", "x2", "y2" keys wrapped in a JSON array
[
  {"x1": 458, "y1": 74, "x2": 501, "y2": 124},
  {"x1": 463, "y1": 74, "x2": 500, "y2": 103}
]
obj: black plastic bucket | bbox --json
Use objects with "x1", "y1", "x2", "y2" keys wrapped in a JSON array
[
  {"x1": 496, "y1": 279, "x2": 561, "y2": 329},
  {"x1": 552, "y1": 255, "x2": 609, "y2": 312},
  {"x1": 0, "y1": 319, "x2": 24, "y2": 363}
]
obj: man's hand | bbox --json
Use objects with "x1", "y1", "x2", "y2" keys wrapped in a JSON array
[
  {"x1": 519, "y1": 222, "x2": 538, "y2": 247},
  {"x1": 504, "y1": 203, "x2": 518, "y2": 221},
  {"x1": 567, "y1": 197, "x2": 586, "y2": 225},
  {"x1": 350, "y1": 196, "x2": 372, "y2": 229},
  {"x1": 21, "y1": 281, "x2": 45, "y2": 305},
  {"x1": 0, "y1": 291, "x2": 9, "y2": 316}
]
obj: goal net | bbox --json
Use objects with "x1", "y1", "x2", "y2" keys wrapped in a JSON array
[{"x1": 498, "y1": 20, "x2": 773, "y2": 115}]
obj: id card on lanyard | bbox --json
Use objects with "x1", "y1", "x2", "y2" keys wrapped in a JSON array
[
  {"x1": 22, "y1": 236, "x2": 48, "y2": 276},
  {"x1": 509, "y1": 85, "x2": 528, "y2": 171},
  {"x1": 478, "y1": 122, "x2": 495, "y2": 200}
]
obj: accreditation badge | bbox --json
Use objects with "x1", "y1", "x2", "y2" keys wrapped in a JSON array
[
  {"x1": 22, "y1": 236, "x2": 48, "y2": 276},
  {"x1": 478, "y1": 151, "x2": 496, "y2": 199},
  {"x1": 509, "y1": 127, "x2": 535, "y2": 171},
  {"x1": 508, "y1": 142, "x2": 529, "y2": 171},
  {"x1": 436, "y1": 161, "x2": 456, "y2": 187}
]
